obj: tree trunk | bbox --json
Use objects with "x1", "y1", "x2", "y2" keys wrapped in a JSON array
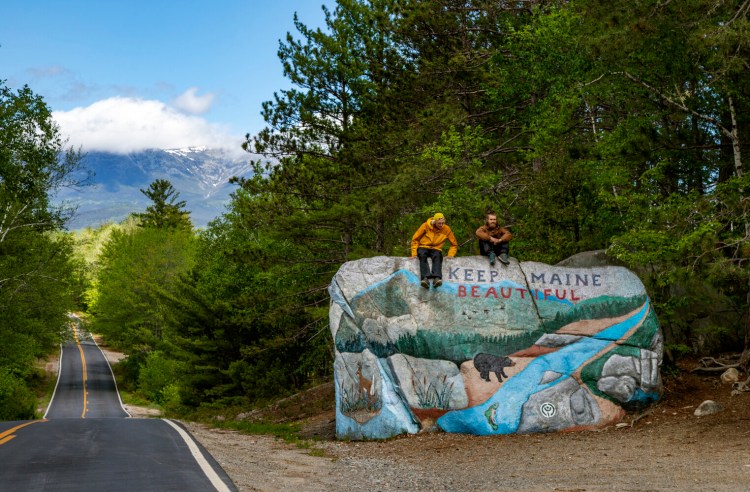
[
  {"x1": 746, "y1": 223, "x2": 750, "y2": 351},
  {"x1": 728, "y1": 96, "x2": 743, "y2": 179},
  {"x1": 738, "y1": 345, "x2": 750, "y2": 374}
]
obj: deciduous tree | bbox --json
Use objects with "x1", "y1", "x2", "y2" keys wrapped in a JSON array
[{"x1": 0, "y1": 81, "x2": 83, "y2": 418}]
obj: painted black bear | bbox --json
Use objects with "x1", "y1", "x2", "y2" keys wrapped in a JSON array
[{"x1": 473, "y1": 353, "x2": 515, "y2": 382}]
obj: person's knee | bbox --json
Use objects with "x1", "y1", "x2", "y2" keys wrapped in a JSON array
[{"x1": 478, "y1": 241, "x2": 491, "y2": 256}]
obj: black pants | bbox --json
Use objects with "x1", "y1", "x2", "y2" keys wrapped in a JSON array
[
  {"x1": 478, "y1": 240, "x2": 509, "y2": 257},
  {"x1": 417, "y1": 247, "x2": 443, "y2": 280}
]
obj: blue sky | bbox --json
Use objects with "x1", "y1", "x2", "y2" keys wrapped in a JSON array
[{"x1": 1, "y1": 1, "x2": 331, "y2": 155}]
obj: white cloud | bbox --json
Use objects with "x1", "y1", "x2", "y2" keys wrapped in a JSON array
[
  {"x1": 172, "y1": 87, "x2": 216, "y2": 115},
  {"x1": 52, "y1": 96, "x2": 245, "y2": 155}
]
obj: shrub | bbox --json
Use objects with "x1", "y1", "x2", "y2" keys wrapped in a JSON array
[
  {"x1": 138, "y1": 351, "x2": 184, "y2": 404},
  {"x1": 0, "y1": 369, "x2": 36, "y2": 420}
]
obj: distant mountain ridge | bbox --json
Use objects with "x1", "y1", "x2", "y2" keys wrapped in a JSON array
[{"x1": 55, "y1": 147, "x2": 256, "y2": 229}]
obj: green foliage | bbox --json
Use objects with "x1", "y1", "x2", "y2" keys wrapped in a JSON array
[
  {"x1": 117, "y1": 388, "x2": 165, "y2": 415},
  {"x1": 79, "y1": 0, "x2": 750, "y2": 414},
  {"x1": 137, "y1": 351, "x2": 185, "y2": 404},
  {"x1": 68, "y1": 218, "x2": 141, "y2": 311},
  {"x1": 90, "y1": 225, "x2": 196, "y2": 354},
  {"x1": 0, "y1": 232, "x2": 76, "y2": 373},
  {"x1": 0, "y1": 368, "x2": 36, "y2": 420},
  {"x1": 147, "y1": 217, "x2": 333, "y2": 409},
  {"x1": 0, "y1": 81, "x2": 82, "y2": 416},
  {"x1": 664, "y1": 343, "x2": 693, "y2": 360},
  {"x1": 135, "y1": 179, "x2": 192, "y2": 230}
]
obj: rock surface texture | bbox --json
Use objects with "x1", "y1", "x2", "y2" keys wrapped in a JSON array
[{"x1": 329, "y1": 256, "x2": 663, "y2": 439}]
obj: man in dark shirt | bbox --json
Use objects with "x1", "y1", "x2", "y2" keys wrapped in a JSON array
[{"x1": 475, "y1": 212, "x2": 512, "y2": 266}]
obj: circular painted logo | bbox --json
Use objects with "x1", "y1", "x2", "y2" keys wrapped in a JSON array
[{"x1": 540, "y1": 402, "x2": 556, "y2": 418}]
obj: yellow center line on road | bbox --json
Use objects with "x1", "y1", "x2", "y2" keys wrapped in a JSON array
[
  {"x1": 73, "y1": 325, "x2": 88, "y2": 418},
  {"x1": 0, "y1": 420, "x2": 47, "y2": 446}
]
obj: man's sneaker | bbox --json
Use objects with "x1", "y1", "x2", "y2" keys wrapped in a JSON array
[
  {"x1": 499, "y1": 253, "x2": 510, "y2": 265},
  {"x1": 421, "y1": 279, "x2": 430, "y2": 289},
  {"x1": 433, "y1": 278, "x2": 443, "y2": 288},
  {"x1": 488, "y1": 252, "x2": 496, "y2": 266}
]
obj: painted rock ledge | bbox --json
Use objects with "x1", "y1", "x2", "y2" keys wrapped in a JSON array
[{"x1": 328, "y1": 255, "x2": 663, "y2": 440}]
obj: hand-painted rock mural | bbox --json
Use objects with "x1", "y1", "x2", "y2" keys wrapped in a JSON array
[{"x1": 328, "y1": 256, "x2": 663, "y2": 440}]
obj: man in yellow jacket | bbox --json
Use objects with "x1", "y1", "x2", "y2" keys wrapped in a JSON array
[{"x1": 411, "y1": 212, "x2": 458, "y2": 289}]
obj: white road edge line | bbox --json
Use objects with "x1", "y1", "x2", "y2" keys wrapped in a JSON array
[
  {"x1": 162, "y1": 419, "x2": 232, "y2": 492},
  {"x1": 43, "y1": 344, "x2": 63, "y2": 419}
]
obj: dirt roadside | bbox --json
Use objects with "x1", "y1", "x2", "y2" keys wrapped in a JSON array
[{"x1": 91, "y1": 342, "x2": 750, "y2": 491}]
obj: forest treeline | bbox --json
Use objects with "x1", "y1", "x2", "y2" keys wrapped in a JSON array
[{"x1": 2, "y1": 0, "x2": 749, "y2": 419}]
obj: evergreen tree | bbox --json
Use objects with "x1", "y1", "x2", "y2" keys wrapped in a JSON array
[
  {"x1": 158, "y1": 218, "x2": 332, "y2": 406},
  {"x1": 136, "y1": 179, "x2": 192, "y2": 230},
  {"x1": 240, "y1": 0, "x2": 412, "y2": 259}
]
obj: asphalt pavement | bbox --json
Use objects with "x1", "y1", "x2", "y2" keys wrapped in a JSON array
[{"x1": 0, "y1": 323, "x2": 237, "y2": 491}]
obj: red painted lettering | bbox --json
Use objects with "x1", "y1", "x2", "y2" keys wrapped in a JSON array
[
  {"x1": 516, "y1": 288, "x2": 526, "y2": 299},
  {"x1": 500, "y1": 287, "x2": 512, "y2": 299},
  {"x1": 555, "y1": 289, "x2": 567, "y2": 300},
  {"x1": 571, "y1": 290, "x2": 581, "y2": 301},
  {"x1": 485, "y1": 287, "x2": 498, "y2": 298},
  {"x1": 471, "y1": 285, "x2": 480, "y2": 298},
  {"x1": 458, "y1": 285, "x2": 466, "y2": 297}
]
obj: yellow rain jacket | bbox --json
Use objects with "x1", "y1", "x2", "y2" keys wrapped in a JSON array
[{"x1": 411, "y1": 217, "x2": 458, "y2": 257}]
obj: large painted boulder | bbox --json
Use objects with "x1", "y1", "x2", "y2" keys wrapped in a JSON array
[{"x1": 328, "y1": 256, "x2": 663, "y2": 440}]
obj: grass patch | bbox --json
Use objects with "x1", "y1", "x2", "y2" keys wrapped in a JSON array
[
  {"x1": 118, "y1": 389, "x2": 163, "y2": 412},
  {"x1": 208, "y1": 418, "x2": 333, "y2": 457},
  {"x1": 32, "y1": 352, "x2": 64, "y2": 418},
  {"x1": 212, "y1": 419, "x2": 303, "y2": 444},
  {"x1": 307, "y1": 447, "x2": 328, "y2": 457},
  {"x1": 32, "y1": 368, "x2": 59, "y2": 418}
]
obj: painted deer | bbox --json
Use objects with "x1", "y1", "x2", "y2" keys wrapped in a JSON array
[{"x1": 356, "y1": 366, "x2": 375, "y2": 402}]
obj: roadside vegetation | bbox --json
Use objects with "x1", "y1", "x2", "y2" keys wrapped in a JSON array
[{"x1": 2, "y1": 0, "x2": 750, "y2": 421}]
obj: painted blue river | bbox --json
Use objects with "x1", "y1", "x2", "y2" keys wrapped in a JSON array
[{"x1": 437, "y1": 301, "x2": 651, "y2": 435}]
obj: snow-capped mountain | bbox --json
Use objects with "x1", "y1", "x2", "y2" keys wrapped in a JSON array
[{"x1": 55, "y1": 147, "x2": 257, "y2": 229}]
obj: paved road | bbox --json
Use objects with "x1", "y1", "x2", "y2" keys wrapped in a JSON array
[
  {"x1": 0, "y1": 322, "x2": 237, "y2": 491},
  {"x1": 44, "y1": 328, "x2": 129, "y2": 419}
]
